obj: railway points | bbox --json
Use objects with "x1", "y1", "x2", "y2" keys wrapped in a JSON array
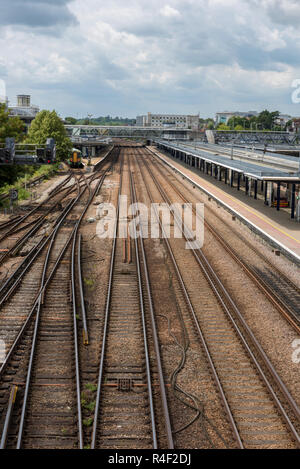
[{"x1": 0, "y1": 142, "x2": 299, "y2": 450}]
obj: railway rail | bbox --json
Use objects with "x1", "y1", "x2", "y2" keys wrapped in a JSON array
[
  {"x1": 91, "y1": 149, "x2": 173, "y2": 449},
  {"x1": 0, "y1": 173, "x2": 75, "y2": 266},
  {"x1": 0, "y1": 148, "x2": 117, "y2": 448},
  {"x1": 0, "y1": 174, "x2": 49, "y2": 205},
  {"x1": 134, "y1": 147, "x2": 300, "y2": 449},
  {"x1": 0, "y1": 144, "x2": 298, "y2": 450},
  {"x1": 147, "y1": 148, "x2": 300, "y2": 332}
]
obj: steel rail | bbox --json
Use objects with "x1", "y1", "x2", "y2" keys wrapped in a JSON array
[
  {"x1": 148, "y1": 151, "x2": 300, "y2": 332},
  {"x1": 150, "y1": 145, "x2": 300, "y2": 292},
  {"x1": 128, "y1": 168, "x2": 158, "y2": 449},
  {"x1": 129, "y1": 168, "x2": 174, "y2": 449},
  {"x1": 0, "y1": 175, "x2": 77, "y2": 266},
  {"x1": 134, "y1": 151, "x2": 244, "y2": 448},
  {"x1": 0, "y1": 173, "x2": 72, "y2": 244},
  {"x1": 0, "y1": 155, "x2": 115, "y2": 368},
  {"x1": 92, "y1": 149, "x2": 162, "y2": 449},
  {"x1": 14, "y1": 160, "x2": 115, "y2": 449},
  {"x1": 141, "y1": 151, "x2": 300, "y2": 447},
  {"x1": 78, "y1": 234, "x2": 89, "y2": 346},
  {"x1": 0, "y1": 386, "x2": 18, "y2": 449},
  {"x1": 0, "y1": 195, "x2": 76, "y2": 305},
  {"x1": 15, "y1": 175, "x2": 92, "y2": 448},
  {"x1": 15, "y1": 152, "x2": 116, "y2": 449},
  {"x1": 0, "y1": 149, "x2": 116, "y2": 449},
  {"x1": 0, "y1": 216, "x2": 21, "y2": 231},
  {"x1": 70, "y1": 168, "x2": 113, "y2": 449},
  {"x1": 0, "y1": 156, "x2": 111, "y2": 303},
  {"x1": 91, "y1": 149, "x2": 123, "y2": 449}
]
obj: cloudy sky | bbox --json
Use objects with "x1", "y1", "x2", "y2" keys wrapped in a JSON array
[{"x1": 1, "y1": 0, "x2": 300, "y2": 118}]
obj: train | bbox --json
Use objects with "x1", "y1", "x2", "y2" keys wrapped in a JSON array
[{"x1": 68, "y1": 148, "x2": 84, "y2": 168}]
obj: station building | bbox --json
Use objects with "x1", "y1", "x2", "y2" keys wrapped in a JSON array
[
  {"x1": 215, "y1": 111, "x2": 258, "y2": 125},
  {"x1": 8, "y1": 95, "x2": 39, "y2": 131},
  {"x1": 137, "y1": 113, "x2": 200, "y2": 129}
]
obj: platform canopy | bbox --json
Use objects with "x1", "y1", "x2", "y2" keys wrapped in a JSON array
[{"x1": 157, "y1": 141, "x2": 300, "y2": 183}]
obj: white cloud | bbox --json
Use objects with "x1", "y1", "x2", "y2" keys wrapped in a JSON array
[
  {"x1": 1, "y1": 0, "x2": 300, "y2": 117},
  {"x1": 160, "y1": 5, "x2": 180, "y2": 17}
]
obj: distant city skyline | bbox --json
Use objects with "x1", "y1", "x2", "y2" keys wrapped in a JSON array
[{"x1": 1, "y1": 1, "x2": 300, "y2": 118}]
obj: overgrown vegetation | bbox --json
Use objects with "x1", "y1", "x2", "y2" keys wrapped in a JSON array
[
  {"x1": 0, "y1": 106, "x2": 71, "y2": 192},
  {"x1": 0, "y1": 163, "x2": 59, "y2": 206},
  {"x1": 26, "y1": 110, "x2": 72, "y2": 161},
  {"x1": 84, "y1": 278, "x2": 95, "y2": 289},
  {"x1": 0, "y1": 103, "x2": 25, "y2": 142}
]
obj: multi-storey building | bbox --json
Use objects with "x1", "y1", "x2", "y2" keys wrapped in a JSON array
[
  {"x1": 215, "y1": 111, "x2": 258, "y2": 125},
  {"x1": 8, "y1": 95, "x2": 40, "y2": 130},
  {"x1": 136, "y1": 112, "x2": 200, "y2": 129}
]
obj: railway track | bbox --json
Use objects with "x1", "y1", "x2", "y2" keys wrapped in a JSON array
[
  {"x1": 133, "y1": 148, "x2": 300, "y2": 449},
  {"x1": 148, "y1": 148, "x2": 300, "y2": 329},
  {"x1": 91, "y1": 149, "x2": 173, "y2": 449},
  {"x1": 0, "y1": 174, "x2": 49, "y2": 206},
  {"x1": 0, "y1": 149, "x2": 116, "y2": 448},
  {"x1": 0, "y1": 173, "x2": 75, "y2": 267},
  {"x1": 0, "y1": 144, "x2": 298, "y2": 450}
]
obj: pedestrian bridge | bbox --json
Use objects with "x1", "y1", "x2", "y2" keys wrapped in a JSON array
[
  {"x1": 64, "y1": 124, "x2": 192, "y2": 141},
  {"x1": 207, "y1": 129, "x2": 300, "y2": 146}
]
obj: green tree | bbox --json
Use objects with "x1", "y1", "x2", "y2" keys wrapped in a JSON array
[
  {"x1": 0, "y1": 103, "x2": 25, "y2": 142},
  {"x1": 26, "y1": 110, "x2": 72, "y2": 161},
  {"x1": 256, "y1": 110, "x2": 280, "y2": 130},
  {"x1": 227, "y1": 116, "x2": 251, "y2": 129},
  {"x1": 234, "y1": 125, "x2": 244, "y2": 131},
  {"x1": 217, "y1": 123, "x2": 230, "y2": 130},
  {"x1": 65, "y1": 116, "x2": 78, "y2": 125},
  {"x1": 227, "y1": 116, "x2": 243, "y2": 129},
  {"x1": 0, "y1": 104, "x2": 26, "y2": 187},
  {"x1": 285, "y1": 119, "x2": 293, "y2": 130},
  {"x1": 248, "y1": 115, "x2": 257, "y2": 130}
]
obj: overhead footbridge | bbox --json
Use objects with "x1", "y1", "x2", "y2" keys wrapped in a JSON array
[
  {"x1": 65, "y1": 124, "x2": 192, "y2": 141},
  {"x1": 206, "y1": 129, "x2": 300, "y2": 146}
]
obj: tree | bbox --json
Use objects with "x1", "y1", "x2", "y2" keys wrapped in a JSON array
[
  {"x1": 0, "y1": 103, "x2": 25, "y2": 142},
  {"x1": 227, "y1": 116, "x2": 245, "y2": 129},
  {"x1": 285, "y1": 119, "x2": 293, "y2": 130},
  {"x1": 256, "y1": 110, "x2": 280, "y2": 130},
  {"x1": 217, "y1": 123, "x2": 230, "y2": 130},
  {"x1": 0, "y1": 104, "x2": 26, "y2": 187},
  {"x1": 234, "y1": 125, "x2": 244, "y2": 131},
  {"x1": 26, "y1": 110, "x2": 72, "y2": 161},
  {"x1": 65, "y1": 116, "x2": 78, "y2": 125}
]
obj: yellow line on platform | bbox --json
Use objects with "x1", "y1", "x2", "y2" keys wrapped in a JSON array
[{"x1": 197, "y1": 176, "x2": 300, "y2": 245}]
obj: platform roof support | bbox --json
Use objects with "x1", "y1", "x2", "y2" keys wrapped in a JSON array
[
  {"x1": 245, "y1": 177, "x2": 249, "y2": 195},
  {"x1": 277, "y1": 182, "x2": 281, "y2": 211},
  {"x1": 237, "y1": 174, "x2": 241, "y2": 191},
  {"x1": 254, "y1": 180, "x2": 258, "y2": 200},
  {"x1": 291, "y1": 184, "x2": 296, "y2": 219}
]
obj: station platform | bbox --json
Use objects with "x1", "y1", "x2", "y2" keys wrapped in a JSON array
[
  {"x1": 147, "y1": 146, "x2": 300, "y2": 264},
  {"x1": 86, "y1": 145, "x2": 114, "y2": 171}
]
